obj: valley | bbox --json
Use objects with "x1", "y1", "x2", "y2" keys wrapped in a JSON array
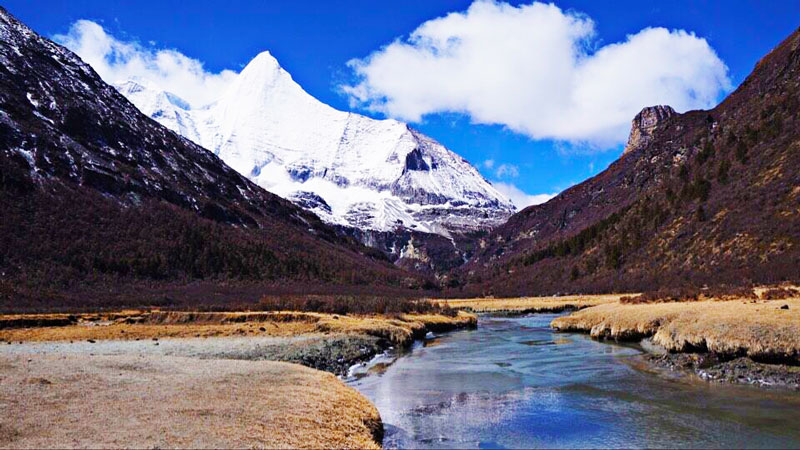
[
  {"x1": 3, "y1": 290, "x2": 799, "y2": 448},
  {"x1": 0, "y1": 3, "x2": 797, "y2": 449}
]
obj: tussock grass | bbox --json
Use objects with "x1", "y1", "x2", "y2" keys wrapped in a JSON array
[
  {"x1": 314, "y1": 312, "x2": 477, "y2": 346},
  {"x1": 0, "y1": 354, "x2": 382, "y2": 449},
  {"x1": 552, "y1": 298, "x2": 800, "y2": 363},
  {"x1": 0, "y1": 310, "x2": 476, "y2": 346},
  {"x1": 442, "y1": 294, "x2": 625, "y2": 313}
]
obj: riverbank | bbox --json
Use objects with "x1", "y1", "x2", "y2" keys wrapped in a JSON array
[
  {"x1": 0, "y1": 310, "x2": 476, "y2": 374},
  {"x1": 0, "y1": 354, "x2": 382, "y2": 448},
  {"x1": 348, "y1": 312, "x2": 800, "y2": 448},
  {"x1": 0, "y1": 309, "x2": 476, "y2": 448},
  {"x1": 442, "y1": 294, "x2": 624, "y2": 314},
  {"x1": 552, "y1": 298, "x2": 800, "y2": 390}
]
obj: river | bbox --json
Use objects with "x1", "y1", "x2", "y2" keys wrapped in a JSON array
[{"x1": 347, "y1": 313, "x2": 800, "y2": 449}]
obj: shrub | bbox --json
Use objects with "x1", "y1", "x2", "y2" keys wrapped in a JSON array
[
  {"x1": 761, "y1": 287, "x2": 800, "y2": 300},
  {"x1": 736, "y1": 141, "x2": 749, "y2": 163},
  {"x1": 620, "y1": 287, "x2": 700, "y2": 304},
  {"x1": 621, "y1": 286, "x2": 758, "y2": 304},
  {"x1": 255, "y1": 295, "x2": 457, "y2": 316},
  {"x1": 698, "y1": 141, "x2": 714, "y2": 164},
  {"x1": 717, "y1": 159, "x2": 730, "y2": 183},
  {"x1": 696, "y1": 205, "x2": 707, "y2": 222},
  {"x1": 678, "y1": 164, "x2": 689, "y2": 182}
]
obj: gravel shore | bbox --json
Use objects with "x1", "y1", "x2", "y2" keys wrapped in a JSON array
[
  {"x1": 644, "y1": 352, "x2": 800, "y2": 390},
  {"x1": 1, "y1": 332, "x2": 385, "y2": 376}
]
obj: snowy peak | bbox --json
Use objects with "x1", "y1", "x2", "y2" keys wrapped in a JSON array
[
  {"x1": 220, "y1": 51, "x2": 298, "y2": 107},
  {"x1": 114, "y1": 51, "x2": 515, "y2": 237},
  {"x1": 115, "y1": 79, "x2": 199, "y2": 143},
  {"x1": 236, "y1": 51, "x2": 288, "y2": 90}
]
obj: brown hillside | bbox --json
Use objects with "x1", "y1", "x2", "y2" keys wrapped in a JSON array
[
  {"x1": 459, "y1": 28, "x2": 800, "y2": 296},
  {"x1": 0, "y1": 7, "x2": 428, "y2": 311}
]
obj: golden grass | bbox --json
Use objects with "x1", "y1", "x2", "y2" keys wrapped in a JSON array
[
  {"x1": 315, "y1": 311, "x2": 477, "y2": 346},
  {"x1": 442, "y1": 294, "x2": 627, "y2": 313},
  {"x1": 552, "y1": 298, "x2": 800, "y2": 362},
  {"x1": 0, "y1": 320, "x2": 318, "y2": 342},
  {"x1": 0, "y1": 354, "x2": 382, "y2": 449},
  {"x1": 0, "y1": 310, "x2": 476, "y2": 346}
]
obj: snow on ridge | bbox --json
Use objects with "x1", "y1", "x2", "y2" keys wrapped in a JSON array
[{"x1": 114, "y1": 51, "x2": 514, "y2": 235}]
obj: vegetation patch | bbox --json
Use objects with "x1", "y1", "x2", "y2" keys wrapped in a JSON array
[
  {"x1": 443, "y1": 294, "x2": 624, "y2": 314},
  {"x1": 0, "y1": 354, "x2": 383, "y2": 449},
  {"x1": 619, "y1": 285, "x2": 759, "y2": 304},
  {"x1": 552, "y1": 297, "x2": 800, "y2": 364},
  {"x1": 0, "y1": 309, "x2": 476, "y2": 349}
]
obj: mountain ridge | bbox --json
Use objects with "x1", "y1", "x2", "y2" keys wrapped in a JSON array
[
  {"x1": 458, "y1": 27, "x2": 800, "y2": 296},
  {"x1": 113, "y1": 50, "x2": 515, "y2": 240},
  {"x1": 0, "y1": 6, "x2": 428, "y2": 310}
]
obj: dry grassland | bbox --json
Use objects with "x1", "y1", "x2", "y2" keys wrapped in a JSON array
[
  {"x1": 0, "y1": 310, "x2": 478, "y2": 448},
  {"x1": 552, "y1": 298, "x2": 800, "y2": 363},
  {"x1": 0, "y1": 310, "x2": 476, "y2": 346},
  {"x1": 0, "y1": 354, "x2": 382, "y2": 449},
  {"x1": 442, "y1": 294, "x2": 626, "y2": 313}
]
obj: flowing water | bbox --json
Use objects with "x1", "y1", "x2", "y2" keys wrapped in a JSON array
[{"x1": 348, "y1": 314, "x2": 800, "y2": 449}]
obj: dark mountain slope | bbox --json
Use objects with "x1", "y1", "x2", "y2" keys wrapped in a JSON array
[
  {"x1": 459, "y1": 27, "x2": 800, "y2": 296},
  {"x1": 0, "y1": 8, "x2": 426, "y2": 311}
]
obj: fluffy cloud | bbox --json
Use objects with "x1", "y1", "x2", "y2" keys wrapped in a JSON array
[
  {"x1": 492, "y1": 182, "x2": 555, "y2": 209},
  {"x1": 54, "y1": 20, "x2": 235, "y2": 108},
  {"x1": 494, "y1": 163, "x2": 519, "y2": 178},
  {"x1": 343, "y1": 0, "x2": 731, "y2": 145}
]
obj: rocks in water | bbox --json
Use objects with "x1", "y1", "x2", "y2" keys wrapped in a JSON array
[{"x1": 646, "y1": 353, "x2": 800, "y2": 390}]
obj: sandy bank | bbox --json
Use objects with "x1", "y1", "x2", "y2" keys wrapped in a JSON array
[
  {"x1": 443, "y1": 294, "x2": 624, "y2": 314},
  {"x1": 0, "y1": 354, "x2": 382, "y2": 449},
  {"x1": 551, "y1": 299, "x2": 800, "y2": 363}
]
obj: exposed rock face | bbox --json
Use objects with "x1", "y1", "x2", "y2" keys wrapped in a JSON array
[
  {"x1": 623, "y1": 105, "x2": 676, "y2": 154},
  {"x1": 403, "y1": 148, "x2": 431, "y2": 172}
]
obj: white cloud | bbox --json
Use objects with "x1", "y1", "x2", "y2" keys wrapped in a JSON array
[
  {"x1": 343, "y1": 0, "x2": 731, "y2": 145},
  {"x1": 494, "y1": 163, "x2": 519, "y2": 178},
  {"x1": 483, "y1": 159, "x2": 495, "y2": 169},
  {"x1": 54, "y1": 20, "x2": 236, "y2": 108},
  {"x1": 492, "y1": 181, "x2": 555, "y2": 209}
]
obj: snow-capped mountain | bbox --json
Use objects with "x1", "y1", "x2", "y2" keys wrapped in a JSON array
[
  {"x1": 0, "y1": 4, "x2": 424, "y2": 302},
  {"x1": 115, "y1": 51, "x2": 514, "y2": 237}
]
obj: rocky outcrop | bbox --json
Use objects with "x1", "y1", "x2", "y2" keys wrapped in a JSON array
[
  {"x1": 623, "y1": 105, "x2": 676, "y2": 154},
  {"x1": 403, "y1": 148, "x2": 431, "y2": 172}
]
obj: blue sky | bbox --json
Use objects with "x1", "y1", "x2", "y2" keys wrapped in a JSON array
[{"x1": 7, "y1": 1, "x2": 799, "y2": 205}]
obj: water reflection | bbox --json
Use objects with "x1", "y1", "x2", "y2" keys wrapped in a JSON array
[{"x1": 348, "y1": 314, "x2": 800, "y2": 449}]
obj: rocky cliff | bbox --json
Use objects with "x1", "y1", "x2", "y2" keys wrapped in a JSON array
[{"x1": 623, "y1": 105, "x2": 676, "y2": 154}]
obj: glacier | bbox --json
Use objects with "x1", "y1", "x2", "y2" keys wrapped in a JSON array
[{"x1": 115, "y1": 51, "x2": 514, "y2": 237}]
